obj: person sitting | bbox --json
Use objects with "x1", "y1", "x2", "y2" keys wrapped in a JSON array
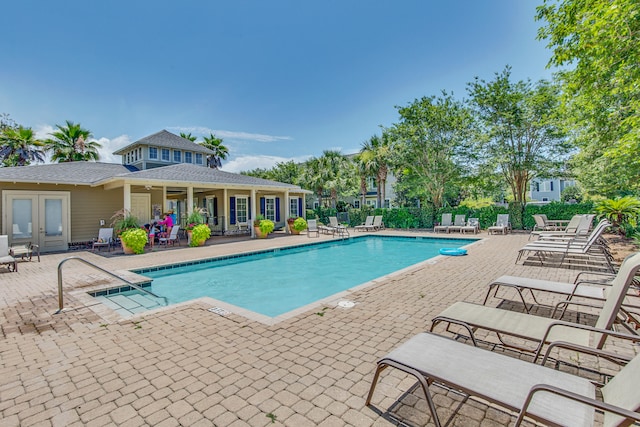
[
  {"x1": 156, "y1": 213, "x2": 174, "y2": 238},
  {"x1": 142, "y1": 223, "x2": 160, "y2": 247}
]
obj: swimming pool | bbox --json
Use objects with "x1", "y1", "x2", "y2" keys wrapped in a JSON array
[{"x1": 128, "y1": 235, "x2": 476, "y2": 319}]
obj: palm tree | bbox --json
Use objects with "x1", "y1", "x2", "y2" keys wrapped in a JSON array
[
  {"x1": 0, "y1": 126, "x2": 46, "y2": 167},
  {"x1": 179, "y1": 132, "x2": 197, "y2": 142},
  {"x1": 200, "y1": 133, "x2": 229, "y2": 168},
  {"x1": 360, "y1": 134, "x2": 392, "y2": 208},
  {"x1": 354, "y1": 153, "x2": 369, "y2": 208},
  {"x1": 317, "y1": 150, "x2": 353, "y2": 209},
  {"x1": 45, "y1": 121, "x2": 101, "y2": 162},
  {"x1": 301, "y1": 157, "x2": 326, "y2": 207}
]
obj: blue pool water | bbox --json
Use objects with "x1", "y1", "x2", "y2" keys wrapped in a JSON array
[{"x1": 132, "y1": 236, "x2": 475, "y2": 318}]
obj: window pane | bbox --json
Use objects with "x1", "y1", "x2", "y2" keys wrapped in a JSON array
[
  {"x1": 237, "y1": 197, "x2": 248, "y2": 223},
  {"x1": 45, "y1": 199, "x2": 63, "y2": 236},
  {"x1": 12, "y1": 199, "x2": 32, "y2": 238},
  {"x1": 162, "y1": 149, "x2": 170, "y2": 161},
  {"x1": 185, "y1": 152, "x2": 192, "y2": 163},
  {"x1": 173, "y1": 151, "x2": 181, "y2": 162},
  {"x1": 265, "y1": 197, "x2": 276, "y2": 221},
  {"x1": 195, "y1": 153, "x2": 203, "y2": 164},
  {"x1": 289, "y1": 198, "x2": 298, "y2": 217},
  {"x1": 149, "y1": 147, "x2": 158, "y2": 159}
]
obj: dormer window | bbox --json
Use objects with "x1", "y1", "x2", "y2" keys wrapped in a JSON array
[
  {"x1": 149, "y1": 147, "x2": 158, "y2": 160},
  {"x1": 161, "y1": 149, "x2": 170, "y2": 161},
  {"x1": 173, "y1": 150, "x2": 181, "y2": 162},
  {"x1": 195, "y1": 153, "x2": 203, "y2": 165},
  {"x1": 185, "y1": 152, "x2": 192, "y2": 163}
]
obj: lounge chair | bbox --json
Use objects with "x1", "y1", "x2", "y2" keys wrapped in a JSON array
[
  {"x1": 92, "y1": 228, "x2": 114, "y2": 252},
  {"x1": 447, "y1": 214, "x2": 466, "y2": 233},
  {"x1": 532, "y1": 213, "x2": 562, "y2": 232},
  {"x1": 530, "y1": 214, "x2": 595, "y2": 241},
  {"x1": 306, "y1": 219, "x2": 320, "y2": 238},
  {"x1": 431, "y1": 252, "x2": 640, "y2": 360},
  {"x1": 487, "y1": 214, "x2": 511, "y2": 235},
  {"x1": 516, "y1": 219, "x2": 613, "y2": 270},
  {"x1": 484, "y1": 253, "x2": 640, "y2": 317},
  {"x1": 328, "y1": 216, "x2": 349, "y2": 237},
  {"x1": 433, "y1": 213, "x2": 452, "y2": 233},
  {"x1": 158, "y1": 225, "x2": 180, "y2": 247},
  {"x1": 354, "y1": 216, "x2": 374, "y2": 232},
  {"x1": 0, "y1": 235, "x2": 17, "y2": 272},
  {"x1": 366, "y1": 332, "x2": 640, "y2": 427},
  {"x1": 461, "y1": 218, "x2": 480, "y2": 234},
  {"x1": 368, "y1": 215, "x2": 384, "y2": 231}
]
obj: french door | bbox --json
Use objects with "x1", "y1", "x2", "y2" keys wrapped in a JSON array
[{"x1": 3, "y1": 191, "x2": 70, "y2": 252}]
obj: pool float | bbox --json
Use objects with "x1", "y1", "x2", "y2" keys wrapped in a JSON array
[{"x1": 439, "y1": 248, "x2": 467, "y2": 256}]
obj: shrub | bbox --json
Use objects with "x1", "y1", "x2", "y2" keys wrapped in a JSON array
[
  {"x1": 259, "y1": 219, "x2": 275, "y2": 235},
  {"x1": 292, "y1": 217, "x2": 307, "y2": 232},
  {"x1": 595, "y1": 196, "x2": 640, "y2": 235},
  {"x1": 189, "y1": 224, "x2": 211, "y2": 247},
  {"x1": 120, "y1": 228, "x2": 148, "y2": 254}
]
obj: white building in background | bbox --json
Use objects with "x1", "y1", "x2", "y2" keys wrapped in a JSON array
[{"x1": 529, "y1": 178, "x2": 576, "y2": 203}]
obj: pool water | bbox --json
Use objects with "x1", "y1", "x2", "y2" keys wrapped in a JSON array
[{"x1": 138, "y1": 236, "x2": 475, "y2": 318}]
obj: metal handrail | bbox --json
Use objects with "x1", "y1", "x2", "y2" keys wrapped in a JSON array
[{"x1": 56, "y1": 256, "x2": 168, "y2": 313}]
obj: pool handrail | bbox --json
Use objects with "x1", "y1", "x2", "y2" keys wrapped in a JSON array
[{"x1": 56, "y1": 256, "x2": 167, "y2": 313}]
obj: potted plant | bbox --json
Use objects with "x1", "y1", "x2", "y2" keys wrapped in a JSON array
[
  {"x1": 189, "y1": 223, "x2": 211, "y2": 247},
  {"x1": 119, "y1": 228, "x2": 148, "y2": 254},
  {"x1": 289, "y1": 217, "x2": 307, "y2": 235},
  {"x1": 258, "y1": 219, "x2": 275, "y2": 238},
  {"x1": 253, "y1": 214, "x2": 265, "y2": 236},
  {"x1": 185, "y1": 208, "x2": 205, "y2": 243},
  {"x1": 111, "y1": 209, "x2": 140, "y2": 236}
]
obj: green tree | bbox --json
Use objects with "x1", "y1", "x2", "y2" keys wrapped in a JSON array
[
  {"x1": 0, "y1": 126, "x2": 46, "y2": 167},
  {"x1": 389, "y1": 92, "x2": 473, "y2": 208},
  {"x1": 200, "y1": 133, "x2": 229, "y2": 168},
  {"x1": 537, "y1": 0, "x2": 640, "y2": 195},
  {"x1": 300, "y1": 157, "x2": 326, "y2": 207},
  {"x1": 0, "y1": 113, "x2": 17, "y2": 131},
  {"x1": 354, "y1": 153, "x2": 369, "y2": 208},
  {"x1": 317, "y1": 150, "x2": 356, "y2": 209},
  {"x1": 45, "y1": 121, "x2": 101, "y2": 162},
  {"x1": 467, "y1": 67, "x2": 569, "y2": 206},
  {"x1": 594, "y1": 196, "x2": 640, "y2": 235},
  {"x1": 359, "y1": 134, "x2": 392, "y2": 208},
  {"x1": 179, "y1": 132, "x2": 197, "y2": 142}
]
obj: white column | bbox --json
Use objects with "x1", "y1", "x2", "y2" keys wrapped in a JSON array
[
  {"x1": 284, "y1": 190, "x2": 290, "y2": 234},
  {"x1": 223, "y1": 188, "x2": 227, "y2": 233},
  {"x1": 187, "y1": 186, "x2": 194, "y2": 214},
  {"x1": 123, "y1": 183, "x2": 131, "y2": 211},
  {"x1": 250, "y1": 189, "x2": 256, "y2": 238}
]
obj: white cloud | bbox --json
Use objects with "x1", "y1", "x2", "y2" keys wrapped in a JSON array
[
  {"x1": 96, "y1": 135, "x2": 131, "y2": 163},
  {"x1": 168, "y1": 126, "x2": 291, "y2": 143},
  {"x1": 221, "y1": 154, "x2": 311, "y2": 173}
]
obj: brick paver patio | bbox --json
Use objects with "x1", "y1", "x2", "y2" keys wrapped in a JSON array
[{"x1": 0, "y1": 230, "x2": 635, "y2": 426}]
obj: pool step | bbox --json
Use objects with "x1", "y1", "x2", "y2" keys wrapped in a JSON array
[{"x1": 95, "y1": 291, "x2": 166, "y2": 317}]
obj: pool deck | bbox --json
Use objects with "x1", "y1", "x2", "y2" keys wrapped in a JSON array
[{"x1": 0, "y1": 230, "x2": 636, "y2": 426}]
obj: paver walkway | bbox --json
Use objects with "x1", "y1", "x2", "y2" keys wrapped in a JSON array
[{"x1": 0, "y1": 230, "x2": 633, "y2": 426}]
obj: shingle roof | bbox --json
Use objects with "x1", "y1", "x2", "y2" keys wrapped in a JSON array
[
  {"x1": 115, "y1": 163, "x2": 303, "y2": 189},
  {"x1": 112, "y1": 130, "x2": 214, "y2": 155},
  {"x1": 0, "y1": 162, "x2": 138, "y2": 185},
  {"x1": 0, "y1": 161, "x2": 308, "y2": 192}
]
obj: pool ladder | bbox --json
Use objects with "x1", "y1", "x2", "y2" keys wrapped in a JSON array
[{"x1": 56, "y1": 256, "x2": 168, "y2": 313}]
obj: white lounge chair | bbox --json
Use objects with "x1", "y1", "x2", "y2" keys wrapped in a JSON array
[
  {"x1": 158, "y1": 225, "x2": 180, "y2": 247},
  {"x1": 367, "y1": 215, "x2": 384, "y2": 231},
  {"x1": 433, "y1": 214, "x2": 452, "y2": 233},
  {"x1": 328, "y1": 216, "x2": 349, "y2": 237},
  {"x1": 366, "y1": 332, "x2": 640, "y2": 427},
  {"x1": 488, "y1": 214, "x2": 511, "y2": 234},
  {"x1": 530, "y1": 214, "x2": 593, "y2": 240},
  {"x1": 306, "y1": 219, "x2": 320, "y2": 238},
  {"x1": 447, "y1": 214, "x2": 466, "y2": 233},
  {"x1": 354, "y1": 216, "x2": 374, "y2": 232},
  {"x1": 0, "y1": 235, "x2": 17, "y2": 272},
  {"x1": 431, "y1": 252, "x2": 640, "y2": 360},
  {"x1": 461, "y1": 218, "x2": 480, "y2": 234},
  {"x1": 484, "y1": 253, "x2": 640, "y2": 319},
  {"x1": 92, "y1": 228, "x2": 114, "y2": 252}
]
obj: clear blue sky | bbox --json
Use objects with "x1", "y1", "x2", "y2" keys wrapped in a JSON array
[{"x1": 1, "y1": 1, "x2": 554, "y2": 173}]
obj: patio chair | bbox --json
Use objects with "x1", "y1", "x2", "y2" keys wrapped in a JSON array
[
  {"x1": 461, "y1": 218, "x2": 480, "y2": 234},
  {"x1": 431, "y1": 252, "x2": 640, "y2": 361},
  {"x1": 487, "y1": 214, "x2": 511, "y2": 235},
  {"x1": 447, "y1": 214, "x2": 466, "y2": 233},
  {"x1": 433, "y1": 213, "x2": 452, "y2": 233},
  {"x1": 516, "y1": 219, "x2": 613, "y2": 270},
  {"x1": 158, "y1": 225, "x2": 180, "y2": 247},
  {"x1": 306, "y1": 219, "x2": 320, "y2": 238},
  {"x1": 530, "y1": 214, "x2": 594, "y2": 240},
  {"x1": 92, "y1": 228, "x2": 114, "y2": 252},
  {"x1": 354, "y1": 216, "x2": 374, "y2": 232},
  {"x1": 9, "y1": 241, "x2": 40, "y2": 262},
  {"x1": 368, "y1": 215, "x2": 384, "y2": 231},
  {"x1": 366, "y1": 332, "x2": 640, "y2": 427},
  {"x1": 484, "y1": 252, "x2": 640, "y2": 317},
  {"x1": 0, "y1": 235, "x2": 17, "y2": 272},
  {"x1": 328, "y1": 216, "x2": 349, "y2": 237}
]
